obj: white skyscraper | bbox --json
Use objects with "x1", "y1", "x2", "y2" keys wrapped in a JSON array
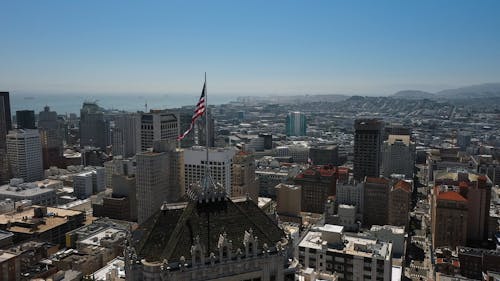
[
  {"x1": 135, "y1": 141, "x2": 183, "y2": 224},
  {"x1": 183, "y1": 147, "x2": 235, "y2": 195},
  {"x1": 72, "y1": 167, "x2": 105, "y2": 199},
  {"x1": 136, "y1": 149, "x2": 169, "y2": 224},
  {"x1": 6, "y1": 129, "x2": 43, "y2": 182},
  {"x1": 137, "y1": 110, "x2": 179, "y2": 152}
]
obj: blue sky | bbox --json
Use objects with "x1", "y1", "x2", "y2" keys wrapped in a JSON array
[{"x1": 1, "y1": 0, "x2": 500, "y2": 96}]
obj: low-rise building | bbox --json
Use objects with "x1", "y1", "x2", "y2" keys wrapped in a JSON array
[
  {"x1": 367, "y1": 225, "x2": 406, "y2": 258},
  {"x1": 0, "y1": 251, "x2": 20, "y2": 281},
  {"x1": 298, "y1": 224, "x2": 393, "y2": 281},
  {"x1": 92, "y1": 257, "x2": 126, "y2": 281},
  {"x1": 458, "y1": 247, "x2": 500, "y2": 280},
  {"x1": 0, "y1": 229, "x2": 14, "y2": 247},
  {"x1": 65, "y1": 218, "x2": 132, "y2": 259},
  {"x1": 0, "y1": 205, "x2": 85, "y2": 245},
  {"x1": 0, "y1": 178, "x2": 60, "y2": 206}
]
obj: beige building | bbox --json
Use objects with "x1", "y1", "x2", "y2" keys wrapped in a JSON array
[
  {"x1": 276, "y1": 183, "x2": 301, "y2": 222},
  {"x1": 232, "y1": 150, "x2": 259, "y2": 200},
  {"x1": 0, "y1": 205, "x2": 85, "y2": 246},
  {"x1": 136, "y1": 141, "x2": 182, "y2": 224}
]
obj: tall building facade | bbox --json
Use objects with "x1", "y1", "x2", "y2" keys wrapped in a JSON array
[
  {"x1": 38, "y1": 106, "x2": 64, "y2": 168},
  {"x1": 388, "y1": 180, "x2": 412, "y2": 229},
  {"x1": 465, "y1": 176, "x2": 491, "y2": 243},
  {"x1": 336, "y1": 179, "x2": 364, "y2": 214},
  {"x1": 136, "y1": 150, "x2": 169, "y2": 224},
  {"x1": 294, "y1": 165, "x2": 337, "y2": 214},
  {"x1": 431, "y1": 187, "x2": 468, "y2": 249},
  {"x1": 112, "y1": 113, "x2": 138, "y2": 157},
  {"x1": 353, "y1": 119, "x2": 383, "y2": 181},
  {"x1": 135, "y1": 141, "x2": 181, "y2": 224},
  {"x1": 137, "y1": 110, "x2": 178, "y2": 152},
  {"x1": 15, "y1": 110, "x2": 36, "y2": 129},
  {"x1": 381, "y1": 134, "x2": 415, "y2": 179},
  {"x1": 6, "y1": 129, "x2": 44, "y2": 182},
  {"x1": 363, "y1": 177, "x2": 390, "y2": 227},
  {"x1": 80, "y1": 102, "x2": 107, "y2": 149},
  {"x1": 0, "y1": 92, "x2": 12, "y2": 184},
  {"x1": 285, "y1": 111, "x2": 307, "y2": 136},
  {"x1": 183, "y1": 147, "x2": 235, "y2": 195},
  {"x1": 231, "y1": 150, "x2": 259, "y2": 199}
]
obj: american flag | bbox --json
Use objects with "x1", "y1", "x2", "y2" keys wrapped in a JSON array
[{"x1": 177, "y1": 82, "x2": 206, "y2": 141}]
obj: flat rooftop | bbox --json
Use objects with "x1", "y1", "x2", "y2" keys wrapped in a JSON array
[
  {"x1": 299, "y1": 230, "x2": 392, "y2": 259},
  {"x1": 0, "y1": 206, "x2": 82, "y2": 234},
  {"x1": 79, "y1": 227, "x2": 126, "y2": 246},
  {"x1": 0, "y1": 180, "x2": 59, "y2": 197},
  {"x1": 92, "y1": 257, "x2": 125, "y2": 280}
]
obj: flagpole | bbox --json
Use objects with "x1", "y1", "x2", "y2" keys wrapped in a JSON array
[{"x1": 205, "y1": 72, "x2": 209, "y2": 181}]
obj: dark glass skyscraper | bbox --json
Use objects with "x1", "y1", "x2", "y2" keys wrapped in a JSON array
[
  {"x1": 353, "y1": 118, "x2": 384, "y2": 181},
  {"x1": 16, "y1": 110, "x2": 36, "y2": 129},
  {"x1": 80, "y1": 102, "x2": 107, "y2": 149},
  {"x1": 0, "y1": 92, "x2": 12, "y2": 183}
]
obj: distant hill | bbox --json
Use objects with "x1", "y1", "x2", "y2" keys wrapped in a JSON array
[
  {"x1": 436, "y1": 83, "x2": 500, "y2": 99},
  {"x1": 392, "y1": 90, "x2": 435, "y2": 99},
  {"x1": 391, "y1": 83, "x2": 500, "y2": 100}
]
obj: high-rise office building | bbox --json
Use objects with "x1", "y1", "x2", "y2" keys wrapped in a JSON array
[
  {"x1": 80, "y1": 102, "x2": 107, "y2": 149},
  {"x1": 16, "y1": 110, "x2": 36, "y2": 129},
  {"x1": 0, "y1": 92, "x2": 12, "y2": 184},
  {"x1": 466, "y1": 176, "x2": 491, "y2": 242},
  {"x1": 137, "y1": 110, "x2": 178, "y2": 152},
  {"x1": 183, "y1": 147, "x2": 235, "y2": 195},
  {"x1": 231, "y1": 150, "x2": 259, "y2": 199},
  {"x1": 354, "y1": 119, "x2": 384, "y2": 181},
  {"x1": 363, "y1": 177, "x2": 390, "y2": 227},
  {"x1": 388, "y1": 180, "x2": 412, "y2": 229},
  {"x1": 381, "y1": 134, "x2": 415, "y2": 179},
  {"x1": 6, "y1": 129, "x2": 44, "y2": 182},
  {"x1": 431, "y1": 187, "x2": 468, "y2": 249},
  {"x1": 72, "y1": 167, "x2": 105, "y2": 199},
  {"x1": 136, "y1": 141, "x2": 181, "y2": 224},
  {"x1": 136, "y1": 149, "x2": 169, "y2": 224},
  {"x1": 294, "y1": 165, "x2": 337, "y2": 214},
  {"x1": 285, "y1": 111, "x2": 307, "y2": 136},
  {"x1": 112, "y1": 113, "x2": 138, "y2": 157},
  {"x1": 38, "y1": 106, "x2": 64, "y2": 168}
]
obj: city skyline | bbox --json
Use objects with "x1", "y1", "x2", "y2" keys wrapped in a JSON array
[{"x1": 2, "y1": 0, "x2": 500, "y2": 96}]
